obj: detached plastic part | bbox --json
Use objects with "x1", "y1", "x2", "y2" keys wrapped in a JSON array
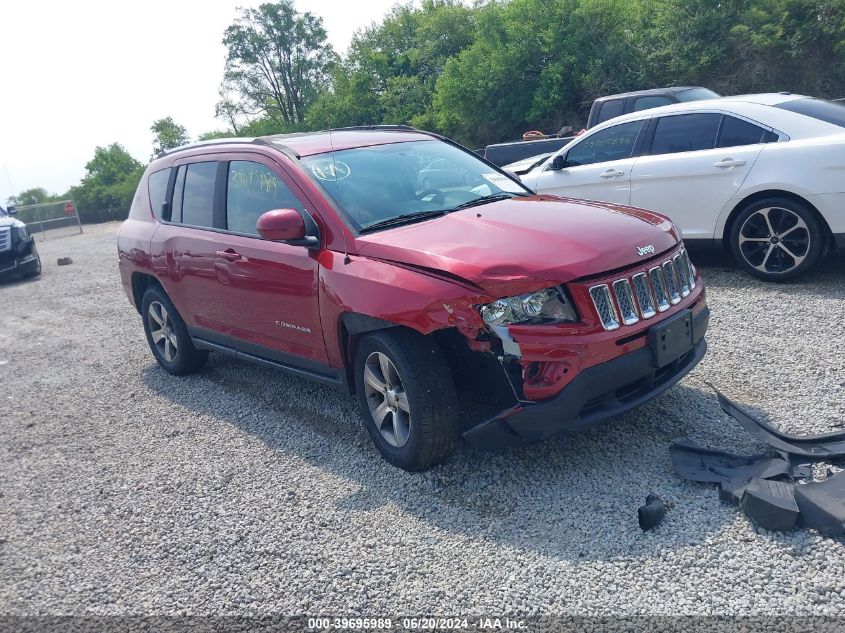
[
  {"x1": 739, "y1": 480, "x2": 800, "y2": 531},
  {"x1": 794, "y1": 471, "x2": 845, "y2": 535},
  {"x1": 668, "y1": 438, "x2": 803, "y2": 503},
  {"x1": 714, "y1": 389, "x2": 845, "y2": 459},
  {"x1": 638, "y1": 494, "x2": 667, "y2": 531}
]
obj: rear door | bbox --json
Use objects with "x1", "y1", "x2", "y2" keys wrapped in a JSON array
[
  {"x1": 629, "y1": 113, "x2": 768, "y2": 240},
  {"x1": 152, "y1": 160, "x2": 225, "y2": 331},
  {"x1": 208, "y1": 155, "x2": 328, "y2": 365},
  {"x1": 531, "y1": 119, "x2": 645, "y2": 205}
]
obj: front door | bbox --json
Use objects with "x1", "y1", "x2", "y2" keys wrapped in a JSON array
[
  {"x1": 209, "y1": 156, "x2": 328, "y2": 365},
  {"x1": 529, "y1": 119, "x2": 646, "y2": 205}
]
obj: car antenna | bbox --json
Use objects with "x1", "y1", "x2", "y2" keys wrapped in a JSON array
[{"x1": 328, "y1": 128, "x2": 352, "y2": 265}]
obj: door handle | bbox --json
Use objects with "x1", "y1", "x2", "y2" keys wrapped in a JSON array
[
  {"x1": 600, "y1": 169, "x2": 625, "y2": 179},
  {"x1": 714, "y1": 158, "x2": 747, "y2": 168},
  {"x1": 216, "y1": 249, "x2": 243, "y2": 262}
]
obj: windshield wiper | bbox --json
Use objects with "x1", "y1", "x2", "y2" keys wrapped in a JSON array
[
  {"x1": 450, "y1": 192, "x2": 529, "y2": 211},
  {"x1": 360, "y1": 209, "x2": 447, "y2": 233}
]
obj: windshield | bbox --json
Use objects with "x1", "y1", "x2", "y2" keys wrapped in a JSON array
[
  {"x1": 676, "y1": 88, "x2": 720, "y2": 102},
  {"x1": 301, "y1": 139, "x2": 530, "y2": 232}
]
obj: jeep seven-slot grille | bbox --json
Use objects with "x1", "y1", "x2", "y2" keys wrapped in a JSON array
[
  {"x1": 589, "y1": 248, "x2": 696, "y2": 331},
  {"x1": 0, "y1": 227, "x2": 10, "y2": 254}
]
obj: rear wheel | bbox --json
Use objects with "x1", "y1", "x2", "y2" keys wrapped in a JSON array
[
  {"x1": 729, "y1": 197, "x2": 824, "y2": 281},
  {"x1": 354, "y1": 329, "x2": 458, "y2": 471},
  {"x1": 141, "y1": 286, "x2": 208, "y2": 375}
]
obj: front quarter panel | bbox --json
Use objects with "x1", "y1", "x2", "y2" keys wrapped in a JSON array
[{"x1": 318, "y1": 251, "x2": 491, "y2": 368}]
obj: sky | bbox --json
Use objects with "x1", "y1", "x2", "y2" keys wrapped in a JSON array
[{"x1": 0, "y1": 0, "x2": 402, "y2": 204}]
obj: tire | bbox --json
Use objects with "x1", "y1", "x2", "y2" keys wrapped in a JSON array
[
  {"x1": 21, "y1": 245, "x2": 41, "y2": 278},
  {"x1": 729, "y1": 197, "x2": 825, "y2": 281},
  {"x1": 354, "y1": 329, "x2": 458, "y2": 471},
  {"x1": 141, "y1": 286, "x2": 208, "y2": 375}
]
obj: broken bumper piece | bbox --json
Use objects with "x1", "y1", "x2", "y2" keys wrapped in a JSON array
[
  {"x1": 715, "y1": 389, "x2": 845, "y2": 459},
  {"x1": 464, "y1": 337, "x2": 707, "y2": 450},
  {"x1": 671, "y1": 389, "x2": 845, "y2": 535}
]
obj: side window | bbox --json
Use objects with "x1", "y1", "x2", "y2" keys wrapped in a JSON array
[
  {"x1": 181, "y1": 162, "x2": 217, "y2": 227},
  {"x1": 226, "y1": 161, "x2": 305, "y2": 235},
  {"x1": 650, "y1": 113, "x2": 721, "y2": 155},
  {"x1": 633, "y1": 96, "x2": 673, "y2": 112},
  {"x1": 171, "y1": 166, "x2": 186, "y2": 224},
  {"x1": 597, "y1": 99, "x2": 625, "y2": 124},
  {"x1": 717, "y1": 116, "x2": 768, "y2": 148},
  {"x1": 148, "y1": 168, "x2": 171, "y2": 220},
  {"x1": 564, "y1": 120, "x2": 644, "y2": 167}
]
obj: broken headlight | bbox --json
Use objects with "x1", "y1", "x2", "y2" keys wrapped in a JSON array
[
  {"x1": 479, "y1": 287, "x2": 578, "y2": 326},
  {"x1": 15, "y1": 225, "x2": 29, "y2": 240}
]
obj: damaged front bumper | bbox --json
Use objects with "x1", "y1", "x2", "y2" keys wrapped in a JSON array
[{"x1": 464, "y1": 305, "x2": 709, "y2": 450}]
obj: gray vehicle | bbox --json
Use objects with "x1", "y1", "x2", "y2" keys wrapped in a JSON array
[{"x1": 0, "y1": 205, "x2": 41, "y2": 280}]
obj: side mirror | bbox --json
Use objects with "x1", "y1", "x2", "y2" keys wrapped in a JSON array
[
  {"x1": 503, "y1": 169, "x2": 520, "y2": 180},
  {"x1": 549, "y1": 155, "x2": 567, "y2": 171},
  {"x1": 257, "y1": 208, "x2": 306, "y2": 241},
  {"x1": 7, "y1": 205, "x2": 16, "y2": 216}
]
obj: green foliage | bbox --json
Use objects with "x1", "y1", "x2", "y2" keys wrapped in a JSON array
[
  {"x1": 306, "y1": 0, "x2": 475, "y2": 129},
  {"x1": 220, "y1": 0, "x2": 337, "y2": 127},
  {"x1": 150, "y1": 117, "x2": 190, "y2": 157},
  {"x1": 70, "y1": 144, "x2": 144, "y2": 223},
  {"x1": 14, "y1": 187, "x2": 62, "y2": 206}
]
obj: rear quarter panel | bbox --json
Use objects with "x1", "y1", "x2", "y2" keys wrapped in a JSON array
[
  {"x1": 117, "y1": 175, "x2": 158, "y2": 308},
  {"x1": 715, "y1": 135, "x2": 845, "y2": 238}
]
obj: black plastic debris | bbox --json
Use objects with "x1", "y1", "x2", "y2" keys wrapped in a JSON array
[
  {"x1": 794, "y1": 471, "x2": 845, "y2": 535},
  {"x1": 668, "y1": 438, "x2": 801, "y2": 503},
  {"x1": 669, "y1": 389, "x2": 845, "y2": 535},
  {"x1": 638, "y1": 494, "x2": 666, "y2": 531},
  {"x1": 715, "y1": 389, "x2": 845, "y2": 459},
  {"x1": 739, "y1": 479, "x2": 800, "y2": 531}
]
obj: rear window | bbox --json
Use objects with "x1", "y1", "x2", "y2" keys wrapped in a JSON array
[
  {"x1": 148, "y1": 168, "x2": 170, "y2": 220},
  {"x1": 717, "y1": 116, "x2": 769, "y2": 148},
  {"x1": 597, "y1": 99, "x2": 625, "y2": 124},
  {"x1": 775, "y1": 98, "x2": 845, "y2": 129},
  {"x1": 633, "y1": 96, "x2": 673, "y2": 111},
  {"x1": 675, "y1": 88, "x2": 720, "y2": 102},
  {"x1": 181, "y1": 162, "x2": 217, "y2": 228}
]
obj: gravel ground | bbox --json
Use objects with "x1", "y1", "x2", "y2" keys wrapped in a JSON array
[{"x1": 1, "y1": 222, "x2": 844, "y2": 618}]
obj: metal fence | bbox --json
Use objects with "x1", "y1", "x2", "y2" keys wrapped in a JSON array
[{"x1": 15, "y1": 200, "x2": 83, "y2": 241}]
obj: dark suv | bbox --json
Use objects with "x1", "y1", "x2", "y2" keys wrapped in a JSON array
[
  {"x1": 118, "y1": 127, "x2": 708, "y2": 470},
  {"x1": 0, "y1": 205, "x2": 41, "y2": 281}
]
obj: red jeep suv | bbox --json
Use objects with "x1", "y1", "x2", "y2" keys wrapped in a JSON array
[{"x1": 118, "y1": 126, "x2": 708, "y2": 470}]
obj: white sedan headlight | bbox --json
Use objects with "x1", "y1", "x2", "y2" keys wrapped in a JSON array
[{"x1": 479, "y1": 287, "x2": 578, "y2": 326}]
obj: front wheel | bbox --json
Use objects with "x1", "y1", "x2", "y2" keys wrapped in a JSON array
[
  {"x1": 729, "y1": 198, "x2": 824, "y2": 281},
  {"x1": 21, "y1": 245, "x2": 41, "y2": 278},
  {"x1": 354, "y1": 329, "x2": 458, "y2": 471}
]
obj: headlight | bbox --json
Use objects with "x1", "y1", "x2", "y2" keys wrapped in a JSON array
[
  {"x1": 479, "y1": 287, "x2": 578, "y2": 326},
  {"x1": 15, "y1": 226, "x2": 28, "y2": 240}
]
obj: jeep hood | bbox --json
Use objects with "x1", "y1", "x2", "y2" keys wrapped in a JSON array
[{"x1": 354, "y1": 195, "x2": 679, "y2": 296}]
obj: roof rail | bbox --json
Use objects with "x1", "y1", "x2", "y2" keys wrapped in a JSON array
[
  {"x1": 328, "y1": 124, "x2": 418, "y2": 132},
  {"x1": 156, "y1": 137, "x2": 257, "y2": 158},
  {"x1": 157, "y1": 125, "x2": 422, "y2": 159}
]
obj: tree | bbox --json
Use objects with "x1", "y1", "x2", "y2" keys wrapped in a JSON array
[
  {"x1": 150, "y1": 117, "x2": 190, "y2": 157},
  {"x1": 220, "y1": 1, "x2": 337, "y2": 127},
  {"x1": 70, "y1": 144, "x2": 144, "y2": 223},
  {"x1": 306, "y1": 0, "x2": 475, "y2": 130},
  {"x1": 14, "y1": 187, "x2": 59, "y2": 206}
]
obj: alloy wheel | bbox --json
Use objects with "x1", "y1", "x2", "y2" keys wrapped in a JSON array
[
  {"x1": 147, "y1": 300, "x2": 178, "y2": 363},
  {"x1": 738, "y1": 206, "x2": 810, "y2": 275},
  {"x1": 363, "y1": 351, "x2": 411, "y2": 448}
]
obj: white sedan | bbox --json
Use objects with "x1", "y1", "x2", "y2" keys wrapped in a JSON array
[{"x1": 519, "y1": 94, "x2": 845, "y2": 280}]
